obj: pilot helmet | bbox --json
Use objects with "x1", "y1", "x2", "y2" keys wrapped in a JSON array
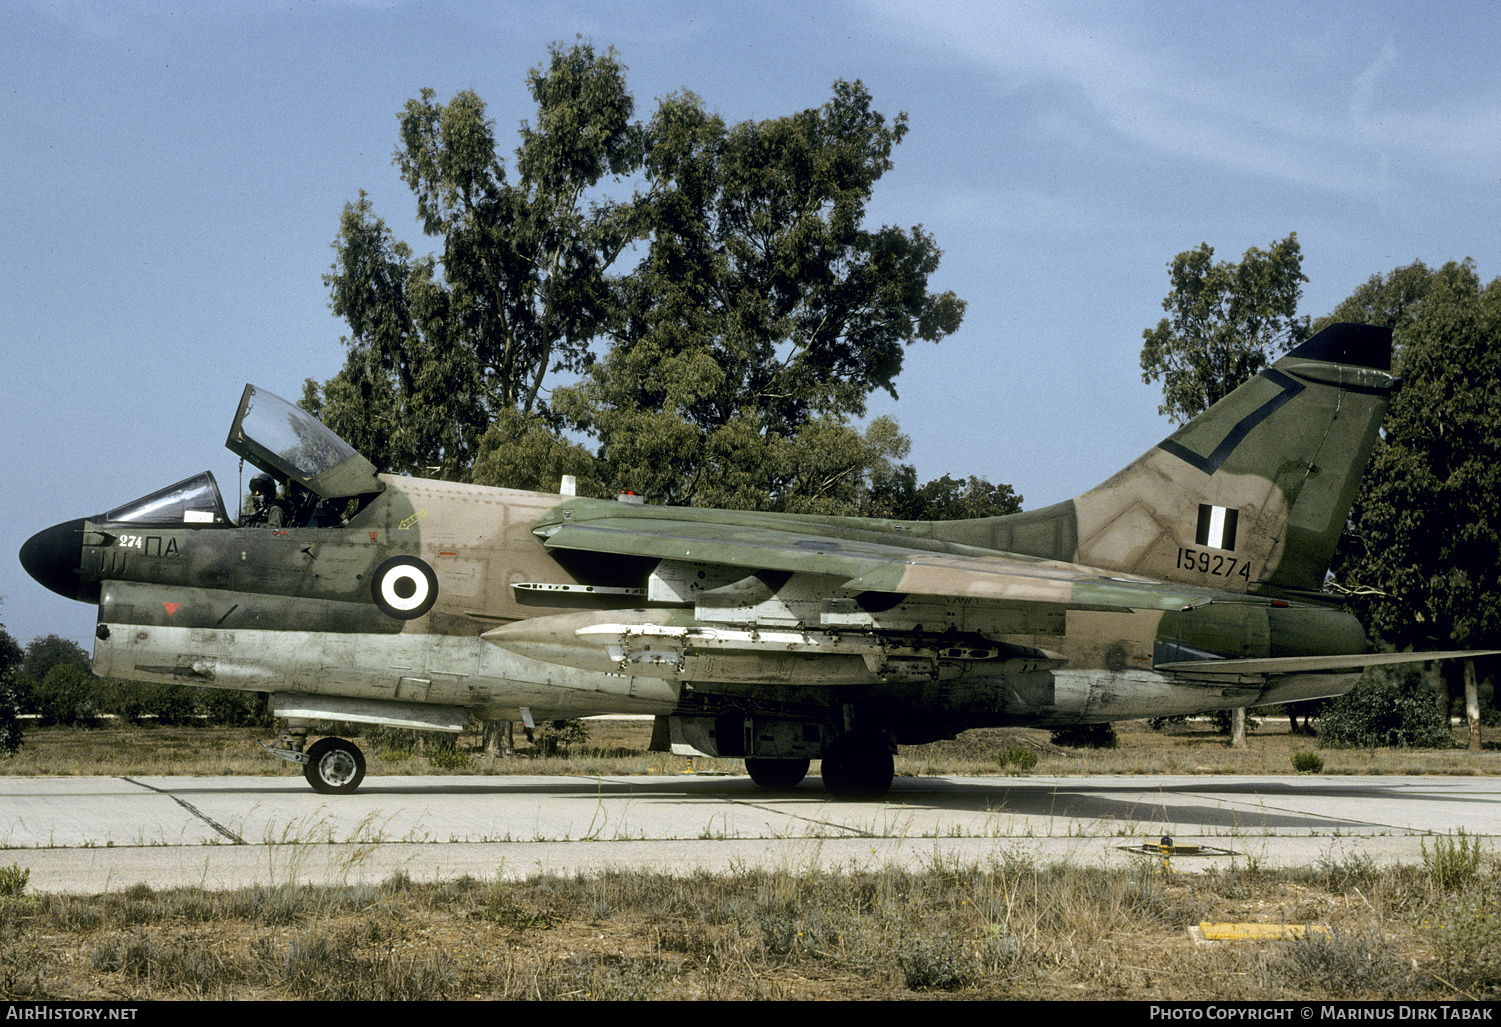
[{"x1": 249, "y1": 473, "x2": 276, "y2": 497}]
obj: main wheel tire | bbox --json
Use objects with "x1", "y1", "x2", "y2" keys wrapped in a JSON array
[
  {"x1": 745, "y1": 757, "x2": 810, "y2": 789},
  {"x1": 820, "y1": 732, "x2": 893, "y2": 800},
  {"x1": 819, "y1": 751, "x2": 845, "y2": 794},
  {"x1": 303, "y1": 737, "x2": 366, "y2": 794}
]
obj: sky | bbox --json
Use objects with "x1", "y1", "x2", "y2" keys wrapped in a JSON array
[{"x1": 3, "y1": 0, "x2": 1498, "y2": 650}]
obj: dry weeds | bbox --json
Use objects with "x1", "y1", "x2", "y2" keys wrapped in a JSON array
[
  {"x1": 2, "y1": 717, "x2": 1496, "y2": 783},
  {"x1": 2, "y1": 850, "x2": 1497, "y2": 1001}
]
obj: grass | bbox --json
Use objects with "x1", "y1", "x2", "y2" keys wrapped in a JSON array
[
  {"x1": 2, "y1": 717, "x2": 1496, "y2": 782},
  {"x1": 2, "y1": 850, "x2": 1498, "y2": 1000},
  {"x1": 2, "y1": 718, "x2": 1499, "y2": 999}
]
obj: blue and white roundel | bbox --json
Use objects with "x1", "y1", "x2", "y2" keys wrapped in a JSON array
[{"x1": 371, "y1": 556, "x2": 439, "y2": 619}]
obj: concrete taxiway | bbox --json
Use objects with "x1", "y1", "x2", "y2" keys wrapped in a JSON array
[{"x1": 3, "y1": 772, "x2": 1498, "y2": 893}]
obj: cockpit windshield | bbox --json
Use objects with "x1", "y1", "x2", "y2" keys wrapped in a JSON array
[{"x1": 103, "y1": 471, "x2": 231, "y2": 526}]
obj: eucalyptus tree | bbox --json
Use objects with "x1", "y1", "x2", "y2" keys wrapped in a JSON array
[{"x1": 557, "y1": 80, "x2": 966, "y2": 512}]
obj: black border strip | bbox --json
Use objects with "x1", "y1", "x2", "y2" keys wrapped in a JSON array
[{"x1": 1157, "y1": 368, "x2": 1305, "y2": 475}]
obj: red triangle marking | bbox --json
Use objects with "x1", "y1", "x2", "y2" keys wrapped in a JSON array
[{"x1": 163, "y1": 602, "x2": 180, "y2": 616}]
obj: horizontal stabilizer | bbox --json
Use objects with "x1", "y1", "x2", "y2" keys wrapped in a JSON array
[{"x1": 1158, "y1": 649, "x2": 1501, "y2": 676}]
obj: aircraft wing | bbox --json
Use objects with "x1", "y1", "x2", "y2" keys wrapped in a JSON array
[{"x1": 537, "y1": 513, "x2": 1231, "y2": 613}]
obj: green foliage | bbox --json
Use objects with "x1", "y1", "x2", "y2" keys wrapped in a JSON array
[
  {"x1": 864, "y1": 467, "x2": 1022, "y2": 521},
  {"x1": 146, "y1": 685, "x2": 201, "y2": 727},
  {"x1": 198, "y1": 689, "x2": 271, "y2": 728},
  {"x1": 996, "y1": 746, "x2": 1038, "y2": 773},
  {"x1": 1290, "y1": 751, "x2": 1324, "y2": 774},
  {"x1": 1422, "y1": 828, "x2": 1486, "y2": 892},
  {"x1": 1328, "y1": 261, "x2": 1501, "y2": 656},
  {"x1": 1049, "y1": 724, "x2": 1118, "y2": 749},
  {"x1": 558, "y1": 79, "x2": 965, "y2": 511},
  {"x1": 23, "y1": 634, "x2": 90, "y2": 685},
  {"x1": 531, "y1": 718, "x2": 589, "y2": 756},
  {"x1": 19, "y1": 635, "x2": 94, "y2": 726},
  {"x1": 31, "y1": 664, "x2": 98, "y2": 726},
  {"x1": 0, "y1": 863, "x2": 29, "y2": 897},
  {"x1": 313, "y1": 42, "x2": 640, "y2": 479},
  {"x1": 1317, "y1": 664, "x2": 1453, "y2": 749},
  {"x1": 0, "y1": 624, "x2": 23, "y2": 756},
  {"x1": 470, "y1": 407, "x2": 603, "y2": 495},
  {"x1": 427, "y1": 745, "x2": 473, "y2": 770},
  {"x1": 1140, "y1": 233, "x2": 1310, "y2": 424},
  {"x1": 308, "y1": 46, "x2": 996, "y2": 517},
  {"x1": 1425, "y1": 874, "x2": 1501, "y2": 995}
]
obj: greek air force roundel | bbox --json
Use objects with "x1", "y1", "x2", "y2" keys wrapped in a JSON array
[{"x1": 371, "y1": 556, "x2": 439, "y2": 619}]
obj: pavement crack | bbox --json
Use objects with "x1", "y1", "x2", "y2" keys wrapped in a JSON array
[
  {"x1": 119, "y1": 777, "x2": 245, "y2": 844},
  {"x1": 728, "y1": 798, "x2": 878, "y2": 838}
]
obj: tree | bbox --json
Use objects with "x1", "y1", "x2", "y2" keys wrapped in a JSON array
[
  {"x1": 1328, "y1": 260, "x2": 1501, "y2": 749},
  {"x1": 312, "y1": 42, "x2": 642, "y2": 479},
  {"x1": 309, "y1": 49, "x2": 995, "y2": 519},
  {"x1": 864, "y1": 468, "x2": 1022, "y2": 521},
  {"x1": 555, "y1": 80, "x2": 966, "y2": 512},
  {"x1": 1140, "y1": 233, "x2": 1311, "y2": 748},
  {"x1": 0, "y1": 622, "x2": 23, "y2": 756},
  {"x1": 1140, "y1": 233, "x2": 1311, "y2": 424},
  {"x1": 22, "y1": 635, "x2": 89, "y2": 689}
]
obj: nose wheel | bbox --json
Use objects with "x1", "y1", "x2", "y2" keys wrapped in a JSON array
[{"x1": 303, "y1": 737, "x2": 366, "y2": 794}]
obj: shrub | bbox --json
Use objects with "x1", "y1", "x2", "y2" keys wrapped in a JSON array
[
  {"x1": 31, "y1": 664, "x2": 99, "y2": 726},
  {"x1": 531, "y1": 719, "x2": 590, "y2": 755},
  {"x1": 1268, "y1": 925, "x2": 1422, "y2": 998},
  {"x1": 1319, "y1": 664, "x2": 1452, "y2": 749},
  {"x1": 200, "y1": 689, "x2": 270, "y2": 727},
  {"x1": 1050, "y1": 723, "x2": 1117, "y2": 749},
  {"x1": 0, "y1": 678, "x2": 22, "y2": 757},
  {"x1": 898, "y1": 936, "x2": 971, "y2": 991},
  {"x1": 1291, "y1": 751, "x2": 1324, "y2": 773},
  {"x1": 1423, "y1": 828, "x2": 1485, "y2": 892},
  {"x1": 0, "y1": 863, "x2": 29, "y2": 897},
  {"x1": 149, "y1": 685, "x2": 201, "y2": 726},
  {"x1": 997, "y1": 746, "x2": 1038, "y2": 772},
  {"x1": 427, "y1": 746, "x2": 473, "y2": 770},
  {"x1": 1426, "y1": 876, "x2": 1501, "y2": 995}
]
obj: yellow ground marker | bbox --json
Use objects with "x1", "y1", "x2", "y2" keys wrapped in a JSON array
[{"x1": 1190, "y1": 923, "x2": 1331, "y2": 944}]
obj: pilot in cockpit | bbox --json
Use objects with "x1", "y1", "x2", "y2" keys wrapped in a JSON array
[{"x1": 242, "y1": 473, "x2": 292, "y2": 528}]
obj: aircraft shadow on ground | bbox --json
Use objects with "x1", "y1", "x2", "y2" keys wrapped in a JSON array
[{"x1": 142, "y1": 772, "x2": 1442, "y2": 833}]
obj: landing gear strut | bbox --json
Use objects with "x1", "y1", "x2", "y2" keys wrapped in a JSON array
[{"x1": 819, "y1": 731, "x2": 894, "y2": 800}]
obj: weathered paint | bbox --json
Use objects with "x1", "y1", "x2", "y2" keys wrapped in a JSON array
[{"x1": 27, "y1": 321, "x2": 1477, "y2": 788}]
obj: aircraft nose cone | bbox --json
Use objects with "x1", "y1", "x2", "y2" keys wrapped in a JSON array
[{"x1": 19, "y1": 518, "x2": 98, "y2": 604}]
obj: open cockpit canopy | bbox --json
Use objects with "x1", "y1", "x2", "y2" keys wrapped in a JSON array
[{"x1": 225, "y1": 385, "x2": 383, "y2": 500}]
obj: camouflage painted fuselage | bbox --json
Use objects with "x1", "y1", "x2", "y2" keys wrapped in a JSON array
[{"x1": 26, "y1": 323, "x2": 1408, "y2": 762}]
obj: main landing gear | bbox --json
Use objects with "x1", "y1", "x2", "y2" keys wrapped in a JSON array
[
  {"x1": 744, "y1": 757, "x2": 810, "y2": 790},
  {"x1": 742, "y1": 733, "x2": 895, "y2": 800},
  {"x1": 818, "y1": 730, "x2": 894, "y2": 800}
]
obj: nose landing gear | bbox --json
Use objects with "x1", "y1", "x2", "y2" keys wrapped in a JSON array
[{"x1": 261, "y1": 726, "x2": 367, "y2": 794}]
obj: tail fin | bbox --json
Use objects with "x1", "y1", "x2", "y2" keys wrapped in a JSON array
[{"x1": 1070, "y1": 322, "x2": 1394, "y2": 593}]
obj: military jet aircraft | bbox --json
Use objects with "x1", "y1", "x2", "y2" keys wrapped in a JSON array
[{"x1": 19, "y1": 322, "x2": 1480, "y2": 797}]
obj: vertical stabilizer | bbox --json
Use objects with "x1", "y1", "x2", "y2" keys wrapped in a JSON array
[{"x1": 1070, "y1": 323, "x2": 1395, "y2": 593}]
